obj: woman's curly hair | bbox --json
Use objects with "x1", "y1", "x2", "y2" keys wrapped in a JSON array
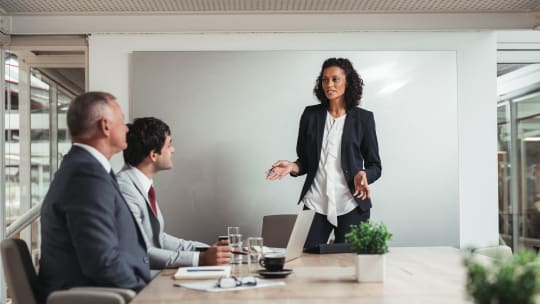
[{"x1": 313, "y1": 58, "x2": 364, "y2": 110}]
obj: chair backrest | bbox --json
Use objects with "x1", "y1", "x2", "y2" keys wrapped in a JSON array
[
  {"x1": 1, "y1": 238, "x2": 39, "y2": 304},
  {"x1": 262, "y1": 214, "x2": 297, "y2": 248}
]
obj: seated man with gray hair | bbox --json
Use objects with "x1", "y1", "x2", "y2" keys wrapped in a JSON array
[{"x1": 38, "y1": 92, "x2": 150, "y2": 301}]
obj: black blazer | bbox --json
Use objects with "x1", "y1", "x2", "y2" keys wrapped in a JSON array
[
  {"x1": 293, "y1": 104, "x2": 382, "y2": 211},
  {"x1": 38, "y1": 146, "x2": 151, "y2": 301}
]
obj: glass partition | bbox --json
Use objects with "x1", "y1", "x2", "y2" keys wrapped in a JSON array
[
  {"x1": 30, "y1": 68, "x2": 51, "y2": 209},
  {"x1": 4, "y1": 52, "x2": 20, "y2": 226},
  {"x1": 498, "y1": 103, "x2": 512, "y2": 245},
  {"x1": 517, "y1": 94, "x2": 540, "y2": 249},
  {"x1": 3, "y1": 50, "x2": 83, "y2": 258},
  {"x1": 57, "y1": 88, "x2": 72, "y2": 160},
  {"x1": 498, "y1": 63, "x2": 540, "y2": 251}
]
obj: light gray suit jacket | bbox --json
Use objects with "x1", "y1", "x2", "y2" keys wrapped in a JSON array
[{"x1": 116, "y1": 165, "x2": 207, "y2": 269}]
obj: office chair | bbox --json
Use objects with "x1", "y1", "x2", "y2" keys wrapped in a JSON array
[
  {"x1": 1, "y1": 238, "x2": 136, "y2": 304},
  {"x1": 261, "y1": 214, "x2": 297, "y2": 247}
]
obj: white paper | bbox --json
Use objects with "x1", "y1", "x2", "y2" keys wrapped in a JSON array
[
  {"x1": 175, "y1": 277, "x2": 285, "y2": 292},
  {"x1": 174, "y1": 265, "x2": 231, "y2": 280}
]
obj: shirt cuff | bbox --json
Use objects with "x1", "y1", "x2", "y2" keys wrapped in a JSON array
[{"x1": 192, "y1": 251, "x2": 200, "y2": 266}]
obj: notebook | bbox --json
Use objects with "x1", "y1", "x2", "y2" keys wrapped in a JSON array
[
  {"x1": 263, "y1": 209, "x2": 315, "y2": 262},
  {"x1": 174, "y1": 265, "x2": 231, "y2": 280}
]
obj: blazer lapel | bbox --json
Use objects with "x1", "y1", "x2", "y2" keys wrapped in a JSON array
[
  {"x1": 125, "y1": 168, "x2": 162, "y2": 247},
  {"x1": 109, "y1": 171, "x2": 120, "y2": 190},
  {"x1": 126, "y1": 169, "x2": 154, "y2": 214},
  {"x1": 74, "y1": 146, "x2": 124, "y2": 198},
  {"x1": 113, "y1": 169, "x2": 151, "y2": 250},
  {"x1": 342, "y1": 108, "x2": 356, "y2": 147},
  {"x1": 315, "y1": 106, "x2": 326, "y2": 160}
]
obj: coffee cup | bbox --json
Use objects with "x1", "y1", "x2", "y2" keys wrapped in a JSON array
[{"x1": 259, "y1": 255, "x2": 285, "y2": 271}]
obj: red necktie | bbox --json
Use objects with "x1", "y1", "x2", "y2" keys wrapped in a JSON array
[{"x1": 148, "y1": 186, "x2": 158, "y2": 216}]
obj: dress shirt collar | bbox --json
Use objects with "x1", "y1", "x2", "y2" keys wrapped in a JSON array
[
  {"x1": 129, "y1": 165, "x2": 153, "y2": 196},
  {"x1": 73, "y1": 143, "x2": 111, "y2": 173}
]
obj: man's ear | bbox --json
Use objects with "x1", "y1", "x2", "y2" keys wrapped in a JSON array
[
  {"x1": 98, "y1": 118, "x2": 110, "y2": 136},
  {"x1": 149, "y1": 150, "x2": 158, "y2": 162}
]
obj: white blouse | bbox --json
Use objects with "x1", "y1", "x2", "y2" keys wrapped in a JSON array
[{"x1": 301, "y1": 112, "x2": 357, "y2": 226}]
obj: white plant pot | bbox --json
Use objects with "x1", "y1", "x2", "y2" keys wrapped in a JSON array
[{"x1": 355, "y1": 254, "x2": 385, "y2": 282}]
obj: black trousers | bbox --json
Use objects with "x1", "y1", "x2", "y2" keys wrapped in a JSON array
[{"x1": 303, "y1": 206, "x2": 370, "y2": 248}]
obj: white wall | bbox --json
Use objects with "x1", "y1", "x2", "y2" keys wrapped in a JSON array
[{"x1": 89, "y1": 32, "x2": 498, "y2": 248}]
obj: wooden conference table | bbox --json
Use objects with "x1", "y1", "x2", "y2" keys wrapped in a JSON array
[{"x1": 131, "y1": 247, "x2": 471, "y2": 304}]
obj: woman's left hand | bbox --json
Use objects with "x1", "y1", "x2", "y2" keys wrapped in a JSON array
[{"x1": 353, "y1": 171, "x2": 370, "y2": 200}]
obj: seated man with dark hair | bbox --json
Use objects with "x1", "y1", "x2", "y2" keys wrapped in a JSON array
[{"x1": 117, "y1": 117, "x2": 231, "y2": 268}]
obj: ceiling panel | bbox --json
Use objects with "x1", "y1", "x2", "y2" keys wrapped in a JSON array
[{"x1": 1, "y1": 0, "x2": 539, "y2": 15}]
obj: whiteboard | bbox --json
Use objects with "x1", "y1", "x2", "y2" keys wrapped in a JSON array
[{"x1": 131, "y1": 51, "x2": 458, "y2": 246}]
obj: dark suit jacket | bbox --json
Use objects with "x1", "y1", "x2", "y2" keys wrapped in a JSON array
[
  {"x1": 294, "y1": 104, "x2": 382, "y2": 211},
  {"x1": 37, "y1": 146, "x2": 151, "y2": 301}
]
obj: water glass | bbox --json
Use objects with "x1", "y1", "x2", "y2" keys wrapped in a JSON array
[
  {"x1": 229, "y1": 233, "x2": 243, "y2": 264},
  {"x1": 247, "y1": 237, "x2": 264, "y2": 273},
  {"x1": 228, "y1": 226, "x2": 240, "y2": 238}
]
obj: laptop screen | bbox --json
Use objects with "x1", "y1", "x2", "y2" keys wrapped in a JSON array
[
  {"x1": 262, "y1": 209, "x2": 315, "y2": 262},
  {"x1": 284, "y1": 209, "x2": 315, "y2": 262}
]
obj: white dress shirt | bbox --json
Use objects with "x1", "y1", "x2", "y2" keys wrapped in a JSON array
[
  {"x1": 301, "y1": 112, "x2": 357, "y2": 226},
  {"x1": 72, "y1": 143, "x2": 111, "y2": 173}
]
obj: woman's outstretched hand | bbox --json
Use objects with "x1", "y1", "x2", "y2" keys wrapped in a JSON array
[
  {"x1": 266, "y1": 160, "x2": 299, "y2": 180},
  {"x1": 353, "y1": 171, "x2": 370, "y2": 200}
]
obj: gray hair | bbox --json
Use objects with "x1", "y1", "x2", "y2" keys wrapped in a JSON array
[{"x1": 67, "y1": 91, "x2": 116, "y2": 139}]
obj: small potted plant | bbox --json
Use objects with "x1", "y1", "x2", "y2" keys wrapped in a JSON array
[
  {"x1": 464, "y1": 249, "x2": 540, "y2": 304},
  {"x1": 345, "y1": 220, "x2": 392, "y2": 282}
]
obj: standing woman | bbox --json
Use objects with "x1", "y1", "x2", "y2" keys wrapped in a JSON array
[{"x1": 267, "y1": 58, "x2": 382, "y2": 248}]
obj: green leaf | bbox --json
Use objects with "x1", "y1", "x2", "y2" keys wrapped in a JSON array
[
  {"x1": 345, "y1": 220, "x2": 392, "y2": 254},
  {"x1": 464, "y1": 249, "x2": 540, "y2": 304}
]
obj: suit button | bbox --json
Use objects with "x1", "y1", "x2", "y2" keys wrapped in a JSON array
[{"x1": 143, "y1": 256, "x2": 149, "y2": 264}]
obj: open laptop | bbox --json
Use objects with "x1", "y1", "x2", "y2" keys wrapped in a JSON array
[{"x1": 263, "y1": 209, "x2": 315, "y2": 262}]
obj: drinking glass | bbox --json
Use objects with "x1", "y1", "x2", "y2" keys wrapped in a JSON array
[
  {"x1": 227, "y1": 226, "x2": 240, "y2": 240},
  {"x1": 247, "y1": 237, "x2": 264, "y2": 273},
  {"x1": 229, "y1": 233, "x2": 243, "y2": 264},
  {"x1": 228, "y1": 226, "x2": 242, "y2": 264}
]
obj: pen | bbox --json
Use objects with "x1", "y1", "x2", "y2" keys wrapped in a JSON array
[
  {"x1": 186, "y1": 269, "x2": 226, "y2": 272},
  {"x1": 232, "y1": 250, "x2": 248, "y2": 255},
  {"x1": 266, "y1": 168, "x2": 275, "y2": 178}
]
